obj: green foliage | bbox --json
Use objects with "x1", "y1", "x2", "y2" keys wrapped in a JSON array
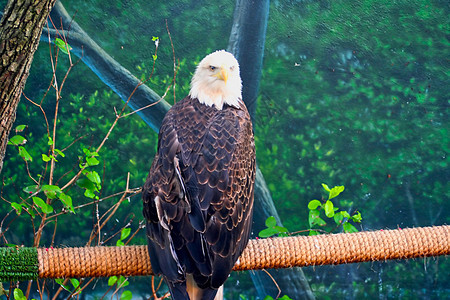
[
  {"x1": 32, "y1": 196, "x2": 53, "y2": 214},
  {"x1": 260, "y1": 183, "x2": 361, "y2": 239},
  {"x1": 264, "y1": 296, "x2": 292, "y2": 300},
  {"x1": 13, "y1": 288, "x2": 26, "y2": 300},
  {"x1": 120, "y1": 290, "x2": 133, "y2": 300},
  {"x1": 116, "y1": 227, "x2": 131, "y2": 246},
  {"x1": 107, "y1": 276, "x2": 132, "y2": 300},
  {"x1": 55, "y1": 278, "x2": 81, "y2": 294},
  {"x1": 258, "y1": 216, "x2": 288, "y2": 238},
  {"x1": 55, "y1": 38, "x2": 72, "y2": 55},
  {"x1": 308, "y1": 184, "x2": 361, "y2": 235}
]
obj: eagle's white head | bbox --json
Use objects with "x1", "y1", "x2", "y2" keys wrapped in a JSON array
[{"x1": 189, "y1": 50, "x2": 242, "y2": 110}]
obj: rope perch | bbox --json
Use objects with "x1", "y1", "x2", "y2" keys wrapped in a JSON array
[{"x1": 1, "y1": 225, "x2": 448, "y2": 281}]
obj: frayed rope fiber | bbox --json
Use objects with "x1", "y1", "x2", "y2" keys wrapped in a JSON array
[{"x1": 1, "y1": 226, "x2": 448, "y2": 281}]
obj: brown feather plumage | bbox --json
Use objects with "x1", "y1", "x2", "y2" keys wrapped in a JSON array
[{"x1": 143, "y1": 80, "x2": 255, "y2": 299}]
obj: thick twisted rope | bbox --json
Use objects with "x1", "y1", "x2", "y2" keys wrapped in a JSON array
[{"x1": 1, "y1": 225, "x2": 448, "y2": 281}]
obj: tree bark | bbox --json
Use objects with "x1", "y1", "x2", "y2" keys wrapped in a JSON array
[{"x1": 0, "y1": 0, "x2": 57, "y2": 174}]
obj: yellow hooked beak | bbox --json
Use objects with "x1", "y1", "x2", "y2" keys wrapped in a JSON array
[{"x1": 214, "y1": 66, "x2": 229, "y2": 84}]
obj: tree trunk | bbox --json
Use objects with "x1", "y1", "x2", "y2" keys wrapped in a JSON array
[
  {"x1": 228, "y1": 1, "x2": 315, "y2": 299},
  {"x1": 227, "y1": 0, "x2": 269, "y2": 121},
  {"x1": 0, "y1": 0, "x2": 57, "y2": 174}
]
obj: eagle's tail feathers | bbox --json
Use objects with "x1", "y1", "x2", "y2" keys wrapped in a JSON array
[
  {"x1": 167, "y1": 280, "x2": 189, "y2": 300},
  {"x1": 185, "y1": 275, "x2": 221, "y2": 300}
]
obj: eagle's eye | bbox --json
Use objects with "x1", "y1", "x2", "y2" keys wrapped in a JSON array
[
  {"x1": 209, "y1": 66, "x2": 217, "y2": 71},
  {"x1": 230, "y1": 66, "x2": 235, "y2": 71}
]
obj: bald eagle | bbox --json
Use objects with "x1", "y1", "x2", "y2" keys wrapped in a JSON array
[{"x1": 143, "y1": 50, "x2": 256, "y2": 300}]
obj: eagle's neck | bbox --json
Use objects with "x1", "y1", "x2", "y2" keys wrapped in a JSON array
[
  {"x1": 189, "y1": 77, "x2": 241, "y2": 110},
  {"x1": 190, "y1": 89, "x2": 241, "y2": 110}
]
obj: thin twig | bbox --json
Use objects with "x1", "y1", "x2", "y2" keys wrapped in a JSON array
[
  {"x1": 166, "y1": 19, "x2": 177, "y2": 103},
  {"x1": 262, "y1": 269, "x2": 282, "y2": 299},
  {"x1": 124, "y1": 220, "x2": 145, "y2": 246},
  {"x1": 46, "y1": 187, "x2": 140, "y2": 220},
  {"x1": 86, "y1": 174, "x2": 132, "y2": 245}
]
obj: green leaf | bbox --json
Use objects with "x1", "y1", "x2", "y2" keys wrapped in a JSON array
[
  {"x1": 47, "y1": 136, "x2": 54, "y2": 146},
  {"x1": 19, "y1": 146, "x2": 32, "y2": 161},
  {"x1": 70, "y1": 278, "x2": 80, "y2": 289},
  {"x1": 308, "y1": 200, "x2": 322, "y2": 210},
  {"x1": 86, "y1": 171, "x2": 101, "y2": 186},
  {"x1": 324, "y1": 200, "x2": 335, "y2": 218},
  {"x1": 258, "y1": 227, "x2": 279, "y2": 238},
  {"x1": 84, "y1": 189, "x2": 96, "y2": 199},
  {"x1": 11, "y1": 202, "x2": 22, "y2": 215},
  {"x1": 55, "y1": 37, "x2": 72, "y2": 55},
  {"x1": 120, "y1": 290, "x2": 132, "y2": 300},
  {"x1": 352, "y1": 211, "x2": 362, "y2": 223},
  {"x1": 309, "y1": 230, "x2": 319, "y2": 236},
  {"x1": 77, "y1": 177, "x2": 96, "y2": 190},
  {"x1": 42, "y1": 154, "x2": 51, "y2": 162},
  {"x1": 321, "y1": 183, "x2": 331, "y2": 192},
  {"x1": 83, "y1": 148, "x2": 99, "y2": 156},
  {"x1": 13, "y1": 288, "x2": 26, "y2": 300},
  {"x1": 55, "y1": 278, "x2": 64, "y2": 285},
  {"x1": 343, "y1": 222, "x2": 358, "y2": 233},
  {"x1": 20, "y1": 202, "x2": 35, "y2": 219},
  {"x1": 151, "y1": 36, "x2": 159, "y2": 41},
  {"x1": 41, "y1": 184, "x2": 61, "y2": 192},
  {"x1": 315, "y1": 217, "x2": 326, "y2": 226},
  {"x1": 279, "y1": 296, "x2": 293, "y2": 300},
  {"x1": 274, "y1": 225, "x2": 288, "y2": 234},
  {"x1": 152, "y1": 54, "x2": 157, "y2": 61},
  {"x1": 117, "y1": 276, "x2": 129, "y2": 287},
  {"x1": 116, "y1": 240, "x2": 125, "y2": 246},
  {"x1": 8, "y1": 135, "x2": 26, "y2": 146},
  {"x1": 329, "y1": 185, "x2": 345, "y2": 200},
  {"x1": 265, "y1": 216, "x2": 277, "y2": 227},
  {"x1": 341, "y1": 211, "x2": 351, "y2": 219},
  {"x1": 23, "y1": 185, "x2": 39, "y2": 194},
  {"x1": 334, "y1": 212, "x2": 344, "y2": 225},
  {"x1": 108, "y1": 276, "x2": 118, "y2": 286},
  {"x1": 86, "y1": 156, "x2": 100, "y2": 166},
  {"x1": 59, "y1": 193, "x2": 74, "y2": 213},
  {"x1": 54, "y1": 148, "x2": 65, "y2": 157},
  {"x1": 42, "y1": 185, "x2": 61, "y2": 199},
  {"x1": 55, "y1": 278, "x2": 71, "y2": 292},
  {"x1": 55, "y1": 38, "x2": 65, "y2": 48},
  {"x1": 15, "y1": 125, "x2": 26, "y2": 132},
  {"x1": 120, "y1": 228, "x2": 131, "y2": 240},
  {"x1": 33, "y1": 197, "x2": 53, "y2": 214},
  {"x1": 308, "y1": 209, "x2": 320, "y2": 227},
  {"x1": 32, "y1": 196, "x2": 46, "y2": 208},
  {"x1": 263, "y1": 296, "x2": 274, "y2": 300}
]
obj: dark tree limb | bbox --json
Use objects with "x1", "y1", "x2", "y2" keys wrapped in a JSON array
[
  {"x1": 45, "y1": 1, "x2": 170, "y2": 132},
  {"x1": 228, "y1": 1, "x2": 315, "y2": 299},
  {"x1": 227, "y1": 0, "x2": 269, "y2": 121},
  {"x1": 0, "y1": 0, "x2": 57, "y2": 174}
]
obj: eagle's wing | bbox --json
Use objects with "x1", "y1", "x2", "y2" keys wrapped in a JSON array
[{"x1": 142, "y1": 96, "x2": 255, "y2": 296}]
